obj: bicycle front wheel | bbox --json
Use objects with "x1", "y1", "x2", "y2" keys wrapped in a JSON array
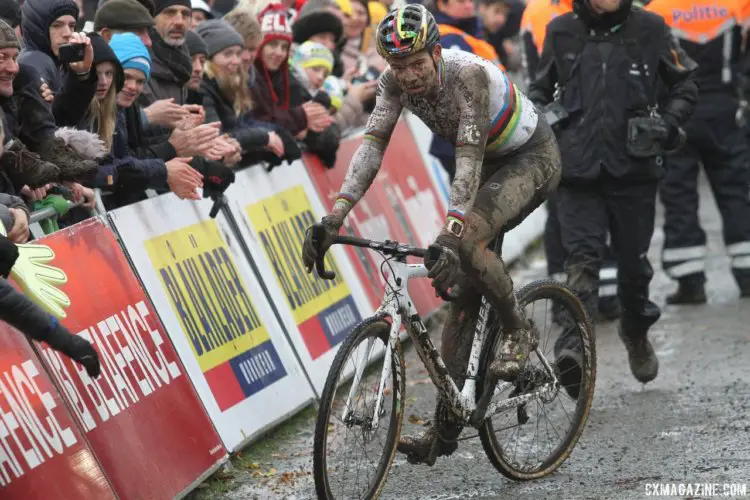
[
  {"x1": 478, "y1": 279, "x2": 596, "y2": 480},
  {"x1": 313, "y1": 315, "x2": 405, "y2": 500}
]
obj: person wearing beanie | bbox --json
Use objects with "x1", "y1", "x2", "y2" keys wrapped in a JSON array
[
  {"x1": 251, "y1": 3, "x2": 332, "y2": 136},
  {"x1": 224, "y1": 7, "x2": 262, "y2": 74},
  {"x1": 185, "y1": 29, "x2": 206, "y2": 98},
  {"x1": 198, "y1": 18, "x2": 292, "y2": 169},
  {"x1": 191, "y1": 0, "x2": 214, "y2": 28},
  {"x1": 292, "y1": 0, "x2": 343, "y2": 50},
  {"x1": 195, "y1": 18, "x2": 244, "y2": 59},
  {"x1": 0, "y1": 15, "x2": 100, "y2": 194},
  {"x1": 94, "y1": 0, "x2": 155, "y2": 48},
  {"x1": 19, "y1": 0, "x2": 98, "y2": 127},
  {"x1": 104, "y1": 32, "x2": 205, "y2": 208},
  {"x1": 139, "y1": 0, "x2": 192, "y2": 114}
]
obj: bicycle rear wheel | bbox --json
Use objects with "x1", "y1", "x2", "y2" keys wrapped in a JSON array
[
  {"x1": 313, "y1": 315, "x2": 405, "y2": 500},
  {"x1": 478, "y1": 279, "x2": 596, "y2": 480}
]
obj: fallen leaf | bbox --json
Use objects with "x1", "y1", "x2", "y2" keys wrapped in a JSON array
[
  {"x1": 408, "y1": 414, "x2": 425, "y2": 425},
  {"x1": 280, "y1": 472, "x2": 295, "y2": 484},
  {"x1": 247, "y1": 462, "x2": 260, "y2": 470},
  {"x1": 383, "y1": 387, "x2": 392, "y2": 396}
]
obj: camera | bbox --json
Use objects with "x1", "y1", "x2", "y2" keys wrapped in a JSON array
[{"x1": 58, "y1": 43, "x2": 86, "y2": 64}]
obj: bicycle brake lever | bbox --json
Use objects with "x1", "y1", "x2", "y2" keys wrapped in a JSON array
[{"x1": 311, "y1": 224, "x2": 336, "y2": 280}]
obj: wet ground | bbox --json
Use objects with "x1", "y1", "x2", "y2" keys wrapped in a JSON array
[{"x1": 191, "y1": 179, "x2": 750, "y2": 499}]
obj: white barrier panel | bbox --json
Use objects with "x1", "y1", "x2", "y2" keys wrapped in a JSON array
[
  {"x1": 405, "y1": 112, "x2": 548, "y2": 264},
  {"x1": 223, "y1": 162, "x2": 374, "y2": 392},
  {"x1": 108, "y1": 195, "x2": 314, "y2": 451}
]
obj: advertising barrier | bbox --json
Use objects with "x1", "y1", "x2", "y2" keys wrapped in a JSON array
[
  {"x1": 109, "y1": 196, "x2": 314, "y2": 451},
  {"x1": 304, "y1": 120, "x2": 445, "y2": 315},
  {"x1": 0, "y1": 322, "x2": 115, "y2": 499},
  {"x1": 223, "y1": 162, "x2": 373, "y2": 392},
  {"x1": 32, "y1": 218, "x2": 227, "y2": 499}
]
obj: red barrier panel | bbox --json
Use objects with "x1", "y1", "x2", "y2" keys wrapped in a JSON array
[
  {"x1": 34, "y1": 218, "x2": 227, "y2": 499},
  {"x1": 304, "y1": 120, "x2": 445, "y2": 315},
  {"x1": 0, "y1": 322, "x2": 115, "y2": 499}
]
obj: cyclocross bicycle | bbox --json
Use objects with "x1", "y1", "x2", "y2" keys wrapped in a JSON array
[{"x1": 310, "y1": 229, "x2": 596, "y2": 500}]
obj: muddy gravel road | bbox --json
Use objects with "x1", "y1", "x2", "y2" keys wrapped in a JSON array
[{"x1": 190, "y1": 180, "x2": 750, "y2": 500}]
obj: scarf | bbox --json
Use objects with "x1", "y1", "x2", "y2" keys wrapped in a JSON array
[{"x1": 148, "y1": 27, "x2": 192, "y2": 86}]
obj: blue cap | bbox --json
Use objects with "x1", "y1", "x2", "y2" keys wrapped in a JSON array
[{"x1": 109, "y1": 32, "x2": 152, "y2": 81}]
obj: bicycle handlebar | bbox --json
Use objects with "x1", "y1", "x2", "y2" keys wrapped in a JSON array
[{"x1": 312, "y1": 230, "x2": 459, "y2": 302}]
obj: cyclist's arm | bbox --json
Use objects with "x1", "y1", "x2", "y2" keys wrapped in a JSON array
[
  {"x1": 449, "y1": 64, "x2": 491, "y2": 224},
  {"x1": 331, "y1": 71, "x2": 403, "y2": 222}
]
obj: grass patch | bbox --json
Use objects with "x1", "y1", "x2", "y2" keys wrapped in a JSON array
[{"x1": 186, "y1": 405, "x2": 318, "y2": 499}]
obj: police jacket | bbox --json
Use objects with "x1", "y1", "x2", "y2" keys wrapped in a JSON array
[
  {"x1": 647, "y1": 0, "x2": 750, "y2": 97},
  {"x1": 528, "y1": 4, "x2": 698, "y2": 182}
]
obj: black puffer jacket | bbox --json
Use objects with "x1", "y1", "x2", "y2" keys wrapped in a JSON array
[{"x1": 19, "y1": 0, "x2": 97, "y2": 126}]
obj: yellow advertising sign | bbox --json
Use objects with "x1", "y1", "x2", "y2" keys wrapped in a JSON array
[
  {"x1": 246, "y1": 186, "x2": 350, "y2": 325},
  {"x1": 144, "y1": 220, "x2": 268, "y2": 373}
]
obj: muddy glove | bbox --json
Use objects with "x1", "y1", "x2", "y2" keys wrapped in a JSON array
[
  {"x1": 426, "y1": 232, "x2": 461, "y2": 294},
  {"x1": 47, "y1": 318, "x2": 101, "y2": 378},
  {"x1": 302, "y1": 215, "x2": 340, "y2": 274}
]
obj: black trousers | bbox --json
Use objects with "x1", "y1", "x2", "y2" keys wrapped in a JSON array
[
  {"x1": 660, "y1": 95, "x2": 750, "y2": 290},
  {"x1": 557, "y1": 177, "x2": 661, "y2": 337},
  {"x1": 545, "y1": 190, "x2": 620, "y2": 300}
]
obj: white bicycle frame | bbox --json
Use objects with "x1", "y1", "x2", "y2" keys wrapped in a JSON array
[{"x1": 341, "y1": 254, "x2": 558, "y2": 431}]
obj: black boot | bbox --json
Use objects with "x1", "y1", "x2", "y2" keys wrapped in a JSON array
[
  {"x1": 1, "y1": 139, "x2": 61, "y2": 188},
  {"x1": 666, "y1": 281, "x2": 706, "y2": 305},
  {"x1": 554, "y1": 328, "x2": 583, "y2": 400},
  {"x1": 618, "y1": 317, "x2": 659, "y2": 383}
]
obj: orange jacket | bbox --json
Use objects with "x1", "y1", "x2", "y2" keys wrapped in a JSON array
[
  {"x1": 438, "y1": 23, "x2": 506, "y2": 70},
  {"x1": 520, "y1": 0, "x2": 573, "y2": 83}
]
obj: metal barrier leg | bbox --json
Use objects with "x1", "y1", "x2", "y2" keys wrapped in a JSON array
[{"x1": 218, "y1": 196, "x2": 321, "y2": 401}]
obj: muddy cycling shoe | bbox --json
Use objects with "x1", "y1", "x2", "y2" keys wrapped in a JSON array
[
  {"x1": 489, "y1": 325, "x2": 539, "y2": 382},
  {"x1": 618, "y1": 325, "x2": 659, "y2": 383},
  {"x1": 554, "y1": 330, "x2": 583, "y2": 400},
  {"x1": 666, "y1": 281, "x2": 706, "y2": 305},
  {"x1": 397, "y1": 427, "x2": 458, "y2": 466},
  {"x1": 0, "y1": 139, "x2": 61, "y2": 188}
]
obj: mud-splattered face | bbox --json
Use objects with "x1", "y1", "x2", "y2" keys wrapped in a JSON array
[{"x1": 387, "y1": 46, "x2": 441, "y2": 98}]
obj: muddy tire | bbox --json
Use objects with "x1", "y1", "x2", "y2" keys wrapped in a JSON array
[
  {"x1": 313, "y1": 316, "x2": 405, "y2": 499},
  {"x1": 477, "y1": 279, "x2": 596, "y2": 480}
]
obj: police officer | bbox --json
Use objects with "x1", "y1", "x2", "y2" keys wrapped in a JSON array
[
  {"x1": 520, "y1": 0, "x2": 622, "y2": 322},
  {"x1": 529, "y1": 0, "x2": 697, "y2": 385},
  {"x1": 647, "y1": 0, "x2": 750, "y2": 303}
]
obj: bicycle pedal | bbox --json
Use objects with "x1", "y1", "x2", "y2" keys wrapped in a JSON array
[{"x1": 516, "y1": 403, "x2": 529, "y2": 425}]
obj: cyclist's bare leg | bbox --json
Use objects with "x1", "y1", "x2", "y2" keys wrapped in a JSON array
[
  {"x1": 397, "y1": 284, "x2": 482, "y2": 465},
  {"x1": 458, "y1": 122, "x2": 562, "y2": 381}
]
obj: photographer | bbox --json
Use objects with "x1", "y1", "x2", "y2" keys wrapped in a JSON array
[
  {"x1": 19, "y1": 0, "x2": 96, "y2": 127},
  {"x1": 529, "y1": 0, "x2": 697, "y2": 386}
]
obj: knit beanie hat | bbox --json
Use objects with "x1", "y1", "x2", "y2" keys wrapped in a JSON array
[
  {"x1": 0, "y1": 19, "x2": 18, "y2": 50},
  {"x1": 185, "y1": 29, "x2": 207, "y2": 57},
  {"x1": 153, "y1": 0, "x2": 190, "y2": 15},
  {"x1": 110, "y1": 32, "x2": 152, "y2": 80},
  {"x1": 258, "y1": 3, "x2": 293, "y2": 47},
  {"x1": 94, "y1": 0, "x2": 154, "y2": 31},
  {"x1": 0, "y1": 0, "x2": 21, "y2": 29},
  {"x1": 292, "y1": 41, "x2": 333, "y2": 73},
  {"x1": 292, "y1": 0, "x2": 343, "y2": 45},
  {"x1": 195, "y1": 19, "x2": 244, "y2": 59}
]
